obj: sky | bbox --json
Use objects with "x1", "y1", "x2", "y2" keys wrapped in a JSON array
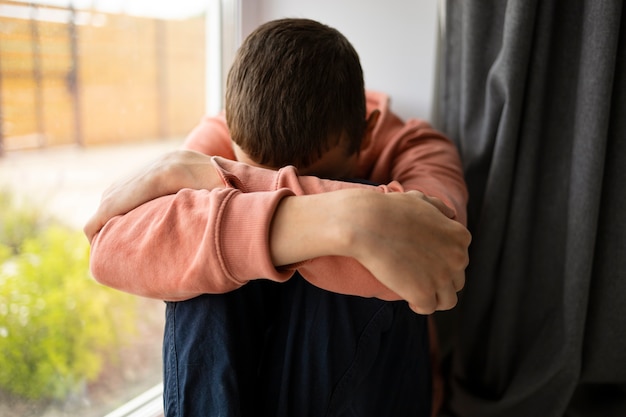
[{"x1": 9, "y1": 0, "x2": 209, "y2": 19}]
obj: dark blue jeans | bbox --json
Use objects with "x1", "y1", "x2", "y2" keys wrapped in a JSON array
[{"x1": 163, "y1": 274, "x2": 431, "y2": 417}]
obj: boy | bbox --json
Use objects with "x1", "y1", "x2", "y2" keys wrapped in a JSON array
[{"x1": 88, "y1": 18, "x2": 468, "y2": 417}]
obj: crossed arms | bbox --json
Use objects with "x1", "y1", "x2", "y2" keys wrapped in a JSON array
[{"x1": 85, "y1": 98, "x2": 470, "y2": 314}]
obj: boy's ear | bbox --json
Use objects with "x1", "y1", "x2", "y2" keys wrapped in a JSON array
[{"x1": 361, "y1": 110, "x2": 380, "y2": 150}]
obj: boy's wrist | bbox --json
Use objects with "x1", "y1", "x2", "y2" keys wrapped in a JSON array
[
  {"x1": 321, "y1": 189, "x2": 379, "y2": 261},
  {"x1": 269, "y1": 190, "x2": 366, "y2": 266}
]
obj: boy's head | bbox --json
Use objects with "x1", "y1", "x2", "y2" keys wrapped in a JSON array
[{"x1": 226, "y1": 18, "x2": 377, "y2": 178}]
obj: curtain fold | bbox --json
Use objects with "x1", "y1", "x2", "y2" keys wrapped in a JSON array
[{"x1": 437, "y1": 1, "x2": 626, "y2": 416}]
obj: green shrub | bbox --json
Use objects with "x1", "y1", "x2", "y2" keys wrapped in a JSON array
[
  {"x1": 0, "y1": 191, "x2": 43, "y2": 255},
  {"x1": 0, "y1": 191, "x2": 137, "y2": 400}
]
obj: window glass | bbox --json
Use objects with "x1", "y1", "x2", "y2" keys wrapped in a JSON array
[{"x1": 0, "y1": 1, "x2": 214, "y2": 415}]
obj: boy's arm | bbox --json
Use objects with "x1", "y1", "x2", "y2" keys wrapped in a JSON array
[
  {"x1": 90, "y1": 180, "x2": 468, "y2": 313},
  {"x1": 90, "y1": 187, "x2": 295, "y2": 301},
  {"x1": 87, "y1": 112, "x2": 470, "y2": 311},
  {"x1": 84, "y1": 114, "x2": 233, "y2": 241}
]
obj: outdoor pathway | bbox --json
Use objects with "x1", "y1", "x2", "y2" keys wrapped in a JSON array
[{"x1": 0, "y1": 139, "x2": 181, "y2": 230}]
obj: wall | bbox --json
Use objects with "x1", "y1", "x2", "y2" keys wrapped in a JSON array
[{"x1": 238, "y1": 0, "x2": 439, "y2": 121}]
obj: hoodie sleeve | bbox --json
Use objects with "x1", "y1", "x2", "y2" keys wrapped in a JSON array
[{"x1": 90, "y1": 187, "x2": 296, "y2": 301}]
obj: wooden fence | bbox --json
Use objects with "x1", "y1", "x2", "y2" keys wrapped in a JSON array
[{"x1": 0, "y1": 0, "x2": 207, "y2": 154}]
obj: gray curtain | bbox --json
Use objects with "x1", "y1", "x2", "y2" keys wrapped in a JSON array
[{"x1": 436, "y1": 1, "x2": 626, "y2": 416}]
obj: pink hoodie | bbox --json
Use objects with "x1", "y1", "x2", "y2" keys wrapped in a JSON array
[{"x1": 89, "y1": 91, "x2": 467, "y2": 301}]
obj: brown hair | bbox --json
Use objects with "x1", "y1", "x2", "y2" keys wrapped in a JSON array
[{"x1": 225, "y1": 18, "x2": 366, "y2": 169}]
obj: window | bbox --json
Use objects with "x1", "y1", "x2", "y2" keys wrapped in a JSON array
[{"x1": 0, "y1": 1, "x2": 228, "y2": 415}]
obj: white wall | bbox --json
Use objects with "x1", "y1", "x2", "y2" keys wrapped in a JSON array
[{"x1": 237, "y1": 0, "x2": 439, "y2": 121}]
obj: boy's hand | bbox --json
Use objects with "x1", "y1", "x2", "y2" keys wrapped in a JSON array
[
  {"x1": 347, "y1": 190, "x2": 470, "y2": 313},
  {"x1": 84, "y1": 150, "x2": 223, "y2": 243}
]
